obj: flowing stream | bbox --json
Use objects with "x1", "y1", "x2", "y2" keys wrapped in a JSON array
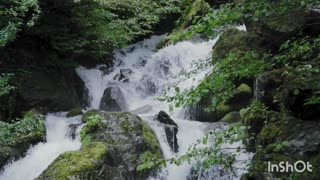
[{"x1": 0, "y1": 25, "x2": 251, "y2": 180}]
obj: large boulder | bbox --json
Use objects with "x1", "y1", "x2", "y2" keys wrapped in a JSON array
[
  {"x1": 18, "y1": 68, "x2": 89, "y2": 112},
  {"x1": 0, "y1": 110, "x2": 46, "y2": 170},
  {"x1": 242, "y1": 106, "x2": 320, "y2": 178},
  {"x1": 38, "y1": 111, "x2": 162, "y2": 179},
  {"x1": 212, "y1": 28, "x2": 266, "y2": 61},
  {"x1": 245, "y1": 8, "x2": 320, "y2": 47},
  {"x1": 258, "y1": 117, "x2": 320, "y2": 179},
  {"x1": 99, "y1": 87, "x2": 128, "y2": 112},
  {"x1": 254, "y1": 70, "x2": 284, "y2": 111},
  {"x1": 255, "y1": 68, "x2": 320, "y2": 120},
  {"x1": 155, "y1": 111, "x2": 179, "y2": 153}
]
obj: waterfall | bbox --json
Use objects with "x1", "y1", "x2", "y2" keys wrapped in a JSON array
[
  {"x1": 0, "y1": 114, "x2": 83, "y2": 180},
  {"x1": 0, "y1": 25, "x2": 251, "y2": 180},
  {"x1": 76, "y1": 27, "x2": 252, "y2": 180}
]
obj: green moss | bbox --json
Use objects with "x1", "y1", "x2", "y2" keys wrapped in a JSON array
[
  {"x1": 216, "y1": 104, "x2": 232, "y2": 116},
  {"x1": 236, "y1": 83, "x2": 252, "y2": 94},
  {"x1": 221, "y1": 111, "x2": 241, "y2": 123},
  {"x1": 120, "y1": 119, "x2": 131, "y2": 133},
  {"x1": 81, "y1": 135, "x2": 92, "y2": 146},
  {"x1": 80, "y1": 112, "x2": 105, "y2": 146},
  {"x1": 141, "y1": 121, "x2": 162, "y2": 159},
  {"x1": 258, "y1": 115, "x2": 299, "y2": 146},
  {"x1": 82, "y1": 109, "x2": 102, "y2": 123},
  {"x1": 66, "y1": 108, "x2": 83, "y2": 118},
  {"x1": 38, "y1": 142, "x2": 107, "y2": 179}
]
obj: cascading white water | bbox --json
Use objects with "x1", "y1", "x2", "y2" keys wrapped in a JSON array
[
  {"x1": 0, "y1": 114, "x2": 83, "y2": 180},
  {"x1": 0, "y1": 25, "x2": 250, "y2": 180},
  {"x1": 77, "y1": 25, "x2": 252, "y2": 180}
]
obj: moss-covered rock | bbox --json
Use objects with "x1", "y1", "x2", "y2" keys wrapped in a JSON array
[
  {"x1": 66, "y1": 107, "x2": 83, "y2": 117},
  {"x1": 221, "y1": 111, "x2": 241, "y2": 123},
  {"x1": 212, "y1": 28, "x2": 266, "y2": 61},
  {"x1": 81, "y1": 109, "x2": 103, "y2": 123},
  {"x1": 188, "y1": 83, "x2": 253, "y2": 122},
  {"x1": 37, "y1": 142, "x2": 108, "y2": 180},
  {"x1": 212, "y1": 83, "x2": 252, "y2": 121},
  {"x1": 245, "y1": 9, "x2": 308, "y2": 48},
  {"x1": 156, "y1": 0, "x2": 210, "y2": 48},
  {"x1": 39, "y1": 111, "x2": 162, "y2": 179},
  {"x1": 0, "y1": 109, "x2": 45, "y2": 169},
  {"x1": 242, "y1": 103, "x2": 320, "y2": 178}
]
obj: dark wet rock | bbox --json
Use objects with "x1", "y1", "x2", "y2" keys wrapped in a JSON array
[
  {"x1": 99, "y1": 66, "x2": 113, "y2": 76},
  {"x1": 113, "y1": 73, "x2": 120, "y2": 80},
  {"x1": 243, "y1": 106, "x2": 320, "y2": 178},
  {"x1": 137, "y1": 57, "x2": 148, "y2": 67},
  {"x1": 119, "y1": 68, "x2": 133, "y2": 82},
  {"x1": 99, "y1": 87, "x2": 128, "y2": 112},
  {"x1": 155, "y1": 111, "x2": 179, "y2": 153},
  {"x1": 285, "y1": 121, "x2": 320, "y2": 155},
  {"x1": 245, "y1": 8, "x2": 320, "y2": 48},
  {"x1": 254, "y1": 70, "x2": 284, "y2": 111},
  {"x1": 159, "y1": 60, "x2": 171, "y2": 76},
  {"x1": 18, "y1": 68, "x2": 89, "y2": 112},
  {"x1": 113, "y1": 68, "x2": 133, "y2": 83},
  {"x1": 67, "y1": 123, "x2": 82, "y2": 140},
  {"x1": 38, "y1": 111, "x2": 162, "y2": 180}
]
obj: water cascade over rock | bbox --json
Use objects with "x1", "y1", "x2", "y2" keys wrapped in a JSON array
[
  {"x1": 0, "y1": 29, "x2": 252, "y2": 180},
  {"x1": 155, "y1": 111, "x2": 179, "y2": 153},
  {"x1": 99, "y1": 87, "x2": 128, "y2": 112}
]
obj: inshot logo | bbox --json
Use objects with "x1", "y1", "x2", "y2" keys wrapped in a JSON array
[{"x1": 268, "y1": 161, "x2": 312, "y2": 173}]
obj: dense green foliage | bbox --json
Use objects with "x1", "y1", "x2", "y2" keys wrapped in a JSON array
[
  {"x1": 0, "y1": 110, "x2": 45, "y2": 146},
  {"x1": 42, "y1": 0, "x2": 182, "y2": 59},
  {"x1": 187, "y1": 0, "x2": 319, "y2": 38},
  {"x1": 0, "y1": 0, "x2": 40, "y2": 46},
  {"x1": 0, "y1": 73, "x2": 15, "y2": 97}
]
